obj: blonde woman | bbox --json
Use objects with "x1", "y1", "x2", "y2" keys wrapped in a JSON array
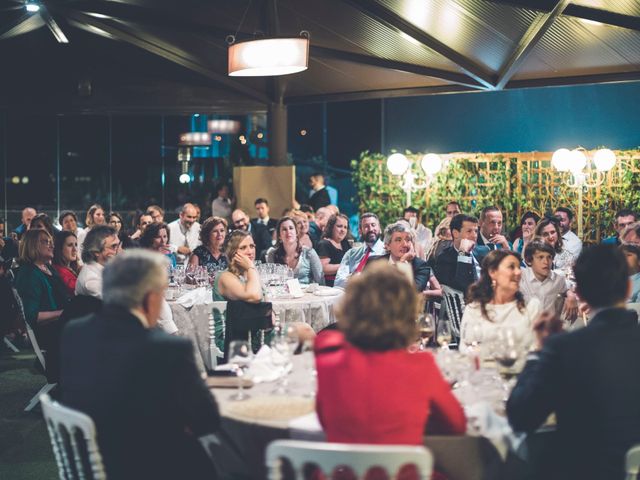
[
  {"x1": 212, "y1": 230, "x2": 262, "y2": 302},
  {"x1": 426, "y1": 217, "x2": 453, "y2": 264},
  {"x1": 77, "y1": 204, "x2": 106, "y2": 260}
]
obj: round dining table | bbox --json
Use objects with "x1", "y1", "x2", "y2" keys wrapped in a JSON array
[{"x1": 203, "y1": 352, "x2": 528, "y2": 480}]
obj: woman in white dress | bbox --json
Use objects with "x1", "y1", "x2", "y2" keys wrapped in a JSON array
[{"x1": 460, "y1": 250, "x2": 540, "y2": 352}]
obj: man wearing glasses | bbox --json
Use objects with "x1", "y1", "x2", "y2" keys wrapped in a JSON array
[{"x1": 75, "y1": 226, "x2": 120, "y2": 298}]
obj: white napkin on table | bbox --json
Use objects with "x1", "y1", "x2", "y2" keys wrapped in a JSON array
[
  {"x1": 246, "y1": 345, "x2": 291, "y2": 383},
  {"x1": 464, "y1": 402, "x2": 525, "y2": 460},
  {"x1": 175, "y1": 287, "x2": 212, "y2": 308}
]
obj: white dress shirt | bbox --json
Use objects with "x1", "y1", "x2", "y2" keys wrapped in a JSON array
[
  {"x1": 75, "y1": 262, "x2": 104, "y2": 298},
  {"x1": 211, "y1": 197, "x2": 232, "y2": 219},
  {"x1": 167, "y1": 220, "x2": 201, "y2": 264},
  {"x1": 334, "y1": 239, "x2": 386, "y2": 288},
  {"x1": 562, "y1": 230, "x2": 583, "y2": 258},
  {"x1": 520, "y1": 267, "x2": 567, "y2": 315}
]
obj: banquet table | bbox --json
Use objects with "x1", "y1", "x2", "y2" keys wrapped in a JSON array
[
  {"x1": 203, "y1": 352, "x2": 527, "y2": 480},
  {"x1": 169, "y1": 287, "x2": 344, "y2": 371}
]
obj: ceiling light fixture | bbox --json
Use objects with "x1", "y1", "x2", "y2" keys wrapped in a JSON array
[
  {"x1": 25, "y1": 1, "x2": 40, "y2": 13},
  {"x1": 227, "y1": 32, "x2": 310, "y2": 77}
]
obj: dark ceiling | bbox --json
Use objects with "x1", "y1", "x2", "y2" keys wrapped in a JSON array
[{"x1": 1, "y1": 0, "x2": 639, "y2": 113}]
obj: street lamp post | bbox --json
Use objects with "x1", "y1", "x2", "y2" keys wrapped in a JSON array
[
  {"x1": 551, "y1": 148, "x2": 617, "y2": 238},
  {"x1": 386, "y1": 153, "x2": 443, "y2": 207}
]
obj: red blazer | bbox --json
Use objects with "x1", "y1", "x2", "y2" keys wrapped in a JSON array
[
  {"x1": 52, "y1": 265, "x2": 78, "y2": 297},
  {"x1": 314, "y1": 331, "x2": 466, "y2": 445}
]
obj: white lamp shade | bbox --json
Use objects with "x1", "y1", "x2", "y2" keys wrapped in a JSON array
[
  {"x1": 207, "y1": 120, "x2": 241, "y2": 134},
  {"x1": 179, "y1": 132, "x2": 210, "y2": 146},
  {"x1": 593, "y1": 148, "x2": 616, "y2": 172},
  {"x1": 551, "y1": 148, "x2": 571, "y2": 172},
  {"x1": 420, "y1": 153, "x2": 443, "y2": 175},
  {"x1": 179, "y1": 173, "x2": 191, "y2": 184},
  {"x1": 568, "y1": 149, "x2": 587, "y2": 173},
  {"x1": 387, "y1": 153, "x2": 410, "y2": 176},
  {"x1": 228, "y1": 37, "x2": 309, "y2": 77}
]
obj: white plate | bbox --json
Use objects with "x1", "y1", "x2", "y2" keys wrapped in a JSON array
[{"x1": 313, "y1": 287, "x2": 341, "y2": 297}]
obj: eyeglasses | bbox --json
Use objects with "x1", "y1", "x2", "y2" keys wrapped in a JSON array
[{"x1": 39, "y1": 239, "x2": 54, "y2": 247}]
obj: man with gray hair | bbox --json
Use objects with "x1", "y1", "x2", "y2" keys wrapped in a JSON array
[
  {"x1": 75, "y1": 225, "x2": 119, "y2": 298},
  {"x1": 366, "y1": 220, "x2": 437, "y2": 293},
  {"x1": 60, "y1": 250, "x2": 220, "y2": 480}
]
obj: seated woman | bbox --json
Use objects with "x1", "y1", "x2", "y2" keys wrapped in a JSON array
[
  {"x1": 512, "y1": 211, "x2": 540, "y2": 255},
  {"x1": 14, "y1": 229, "x2": 71, "y2": 381},
  {"x1": 77, "y1": 204, "x2": 106, "y2": 260},
  {"x1": 30, "y1": 213, "x2": 57, "y2": 238},
  {"x1": 213, "y1": 230, "x2": 262, "y2": 303},
  {"x1": 316, "y1": 214, "x2": 352, "y2": 287},
  {"x1": 266, "y1": 216, "x2": 324, "y2": 285},
  {"x1": 188, "y1": 216, "x2": 228, "y2": 270},
  {"x1": 109, "y1": 211, "x2": 135, "y2": 249},
  {"x1": 291, "y1": 210, "x2": 314, "y2": 249},
  {"x1": 58, "y1": 210, "x2": 79, "y2": 236},
  {"x1": 621, "y1": 243, "x2": 640, "y2": 303},
  {"x1": 315, "y1": 263, "x2": 466, "y2": 445},
  {"x1": 139, "y1": 222, "x2": 177, "y2": 268},
  {"x1": 460, "y1": 250, "x2": 540, "y2": 352},
  {"x1": 52, "y1": 231, "x2": 80, "y2": 297},
  {"x1": 535, "y1": 217, "x2": 574, "y2": 271}
]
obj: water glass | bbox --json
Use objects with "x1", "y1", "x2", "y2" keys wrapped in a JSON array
[{"x1": 228, "y1": 340, "x2": 253, "y2": 401}]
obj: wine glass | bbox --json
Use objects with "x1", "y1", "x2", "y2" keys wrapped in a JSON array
[
  {"x1": 417, "y1": 314, "x2": 435, "y2": 350},
  {"x1": 493, "y1": 328, "x2": 519, "y2": 399},
  {"x1": 228, "y1": 340, "x2": 253, "y2": 401},
  {"x1": 270, "y1": 336, "x2": 292, "y2": 395},
  {"x1": 436, "y1": 320, "x2": 452, "y2": 350}
]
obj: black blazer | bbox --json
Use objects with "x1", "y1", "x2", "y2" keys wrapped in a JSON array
[
  {"x1": 507, "y1": 308, "x2": 640, "y2": 480},
  {"x1": 248, "y1": 223, "x2": 272, "y2": 260},
  {"x1": 308, "y1": 187, "x2": 331, "y2": 212},
  {"x1": 60, "y1": 306, "x2": 221, "y2": 480},
  {"x1": 433, "y1": 246, "x2": 476, "y2": 295},
  {"x1": 366, "y1": 254, "x2": 431, "y2": 292}
]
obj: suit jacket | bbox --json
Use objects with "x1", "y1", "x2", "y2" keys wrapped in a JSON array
[
  {"x1": 60, "y1": 306, "x2": 221, "y2": 480},
  {"x1": 507, "y1": 308, "x2": 640, "y2": 480},
  {"x1": 248, "y1": 223, "x2": 272, "y2": 260},
  {"x1": 366, "y1": 254, "x2": 431, "y2": 292},
  {"x1": 474, "y1": 232, "x2": 511, "y2": 263},
  {"x1": 434, "y1": 246, "x2": 476, "y2": 294},
  {"x1": 315, "y1": 330, "x2": 466, "y2": 444},
  {"x1": 308, "y1": 187, "x2": 331, "y2": 212},
  {"x1": 251, "y1": 218, "x2": 277, "y2": 237}
]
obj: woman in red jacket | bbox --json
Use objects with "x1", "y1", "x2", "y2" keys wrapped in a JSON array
[
  {"x1": 315, "y1": 263, "x2": 466, "y2": 446},
  {"x1": 52, "y1": 231, "x2": 80, "y2": 296}
]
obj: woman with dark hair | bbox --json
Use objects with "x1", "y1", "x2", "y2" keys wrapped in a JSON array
[
  {"x1": 58, "y1": 210, "x2": 79, "y2": 236},
  {"x1": 29, "y1": 213, "x2": 56, "y2": 238},
  {"x1": 189, "y1": 216, "x2": 228, "y2": 270},
  {"x1": 316, "y1": 214, "x2": 352, "y2": 286},
  {"x1": 266, "y1": 216, "x2": 324, "y2": 285},
  {"x1": 14, "y1": 229, "x2": 71, "y2": 381},
  {"x1": 513, "y1": 211, "x2": 541, "y2": 254},
  {"x1": 52, "y1": 231, "x2": 80, "y2": 296},
  {"x1": 535, "y1": 216, "x2": 574, "y2": 270},
  {"x1": 460, "y1": 250, "x2": 540, "y2": 352},
  {"x1": 315, "y1": 263, "x2": 466, "y2": 445},
  {"x1": 109, "y1": 212, "x2": 134, "y2": 249},
  {"x1": 139, "y1": 222, "x2": 177, "y2": 267}
]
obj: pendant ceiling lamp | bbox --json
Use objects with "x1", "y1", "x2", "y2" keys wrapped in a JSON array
[{"x1": 227, "y1": 32, "x2": 309, "y2": 77}]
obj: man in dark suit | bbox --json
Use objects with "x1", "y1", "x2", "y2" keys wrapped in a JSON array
[
  {"x1": 507, "y1": 245, "x2": 640, "y2": 480},
  {"x1": 308, "y1": 173, "x2": 331, "y2": 212},
  {"x1": 434, "y1": 214, "x2": 480, "y2": 294},
  {"x1": 366, "y1": 221, "x2": 436, "y2": 293},
  {"x1": 474, "y1": 205, "x2": 511, "y2": 262},
  {"x1": 60, "y1": 250, "x2": 221, "y2": 480},
  {"x1": 251, "y1": 197, "x2": 278, "y2": 238},
  {"x1": 231, "y1": 208, "x2": 272, "y2": 259}
]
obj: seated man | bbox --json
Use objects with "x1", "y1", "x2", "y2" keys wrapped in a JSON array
[
  {"x1": 367, "y1": 221, "x2": 440, "y2": 294},
  {"x1": 621, "y1": 243, "x2": 640, "y2": 303},
  {"x1": 251, "y1": 197, "x2": 277, "y2": 239},
  {"x1": 621, "y1": 221, "x2": 640, "y2": 245},
  {"x1": 129, "y1": 212, "x2": 153, "y2": 241},
  {"x1": 474, "y1": 205, "x2": 511, "y2": 262},
  {"x1": 554, "y1": 207, "x2": 582, "y2": 257},
  {"x1": 519, "y1": 240, "x2": 577, "y2": 320},
  {"x1": 602, "y1": 209, "x2": 636, "y2": 245},
  {"x1": 403, "y1": 206, "x2": 432, "y2": 259},
  {"x1": 75, "y1": 225, "x2": 119, "y2": 298},
  {"x1": 434, "y1": 214, "x2": 480, "y2": 294},
  {"x1": 231, "y1": 208, "x2": 271, "y2": 259},
  {"x1": 167, "y1": 203, "x2": 201, "y2": 264},
  {"x1": 61, "y1": 250, "x2": 220, "y2": 480},
  {"x1": 334, "y1": 213, "x2": 385, "y2": 289},
  {"x1": 507, "y1": 245, "x2": 640, "y2": 480}
]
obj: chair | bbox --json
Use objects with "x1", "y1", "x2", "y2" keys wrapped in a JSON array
[
  {"x1": 266, "y1": 439, "x2": 433, "y2": 480},
  {"x1": 24, "y1": 321, "x2": 57, "y2": 412},
  {"x1": 626, "y1": 444, "x2": 640, "y2": 480},
  {"x1": 3, "y1": 336, "x2": 20, "y2": 352},
  {"x1": 440, "y1": 285, "x2": 465, "y2": 343},
  {"x1": 40, "y1": 393, "x2": 107, "y2": 480}
]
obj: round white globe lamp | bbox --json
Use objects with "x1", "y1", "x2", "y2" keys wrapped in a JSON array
[
  {"x1": 593, "y1": 148, "x2": 616, "y2": 172},
  {"x1": 551, "y1": 148, "x2": 571, "y2": 172},
  {"x1": 420, "y1": 153, "x2": 443, "y2": 175},
  {"x1": 386, "y1": 153, "x2": 410, "y2": 176},
  {"x1": 568, "y1": 149, "x2": 587, "y2": 173}
]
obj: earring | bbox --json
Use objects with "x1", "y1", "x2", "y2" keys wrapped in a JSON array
[{"x1": 491, "y1": 279, "x2": 497, "y2": 288}]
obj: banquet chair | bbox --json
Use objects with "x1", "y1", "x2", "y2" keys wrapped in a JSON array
[
  {"x1": 440, "y1": 285, "x2": 465, "y2": 344},
  {"x1": 266, "y1": 439, "x2": 433, "y2": 480},
  {"x1": 24, "y1": 321, "x2": 57, "y2": 412},
  {"x1": 626, "y1": 444, "x2": 640, "y2": 480},
  {"x1": 40, "y1": 393, "x2": 107, "y2": 480}
]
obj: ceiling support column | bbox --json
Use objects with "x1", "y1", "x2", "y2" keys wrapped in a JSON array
[{"x1": 268, "y1": 95, "x2": 288, "y2": 166}]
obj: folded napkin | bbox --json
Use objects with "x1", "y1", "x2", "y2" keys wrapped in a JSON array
[
  {"x1": 246, "y1": 345, "x2": 291, "y2": 383},
  {"x1": 175, "y1": 287, "x2": 212, "y2": 308},
  {"x1": 464, "y1": 402, "x2": 525, "y2": 460}
]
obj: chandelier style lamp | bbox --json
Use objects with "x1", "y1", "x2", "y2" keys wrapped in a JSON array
[
  {"x1": 387, "y1": 153, "x2": 444, "y2": 207},
  {"x1": 227, "y1": 32, "x2": 309, "y2": 77},
  {"x1": 551, "y1": 147, "x2": 617, "y2": 238}
]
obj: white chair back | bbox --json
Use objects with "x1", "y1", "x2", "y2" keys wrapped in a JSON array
[
  {"x1": 25, "y1": 321, "x2": 46, "y2": 370},
  {"x1": 23, "y1": 320, "x2": 57, "y2": 411},
  {"x1": 40, "y1": 393, "x2": 107, "y2": 480},
  {"x1": 440, "y1": 285, "x2": 465, "y2": 341},
  {"x1": 626, "y1": 444, "x2": 640, "y2": 480},
  {"x1": 266, "y1": 440, "x2": 433, "y2": 480}
]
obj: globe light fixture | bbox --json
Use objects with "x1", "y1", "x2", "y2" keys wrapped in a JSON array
[
  {"x1": 551, "y1": 148, "x2": 571, "y2": 172},
  {"x1": 593, "y1": 148, "x2": 616, "y2": 172},
  {"x1": 386, "y1": 152, "x2": 444, "y2": 207},
  {"x1": 179, "y1": 173, "x2": 191, "y2": 184},
  {"x1": 387, "y1": 153, "x2": 410, "y2": 176},
  {"x1": 228, "y1": 35, "x2": 309, "y2": 77},
  {"x1": 421, "y1": 153, "x2": 443, "y2": 175},
  {"x1": 567, "y1": 149, "x2": 587, "y2": 173}
]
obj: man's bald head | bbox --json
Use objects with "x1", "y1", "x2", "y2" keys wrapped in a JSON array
[
  {"x1": 180, "y1": 203, "x2": 198, "y2": 229},
  {"x1": 231, "y1": 209, "x2": 250, "y2": 231},
  {"x1": 22, "y1": 207, "x2": 36, "y2": 227}
]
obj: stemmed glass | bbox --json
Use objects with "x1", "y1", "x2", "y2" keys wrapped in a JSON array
[
  {"x1": 228, "y1": 340, "x2": 253, "y2": 401},
  {"x1": 493, "y1": 328, "x2": 519, "y2": 399},
  {"x1": 271, "y1": 335, "x2": 292, "y2": 395},
  {"x1": 417, "y1": 313, "x2": 435, "y2": 350},
  {"x1": 174, "y1": 265, "x2": 185, "y2": 295},
  {"x1": 436, "y1": 320, "x2": 452, "y2": 350}
]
